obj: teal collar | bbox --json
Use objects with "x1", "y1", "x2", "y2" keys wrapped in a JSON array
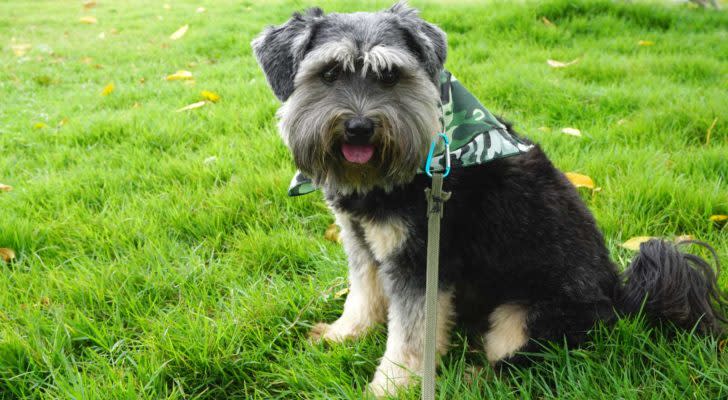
[{"x1": 287, "y1": 70, "x2": 533, "y2": 196}]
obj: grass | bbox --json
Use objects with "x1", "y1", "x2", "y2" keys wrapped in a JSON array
[{"x1": 0, "y1": 0, "x2": 726, "y2": 398}]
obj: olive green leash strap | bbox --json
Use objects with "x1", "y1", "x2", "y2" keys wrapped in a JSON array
[{"x1": 422, "y1": 172, "x2": 450, "y2": 400}]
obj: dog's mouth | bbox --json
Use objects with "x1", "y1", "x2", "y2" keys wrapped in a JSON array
[{"x1": 341, "y1": 143, "x2": 375, "y2": 164}]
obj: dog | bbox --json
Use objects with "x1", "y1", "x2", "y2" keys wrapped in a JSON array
[{"x1": 252, "y1": 2, "x2": 727, "y2": 397}]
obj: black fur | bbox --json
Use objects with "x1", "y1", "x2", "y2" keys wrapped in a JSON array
[{"x1": 326, "y1": 124, "x2": 727, "y2": 365}]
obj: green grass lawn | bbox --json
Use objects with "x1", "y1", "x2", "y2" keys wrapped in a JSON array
[{"x1": 1, "y1": 0, "x2": 727, "y2": 398}]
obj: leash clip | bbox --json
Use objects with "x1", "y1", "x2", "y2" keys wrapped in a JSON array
[{"x1": 424, "y1": 133, "x2": 451, "y2": 178}]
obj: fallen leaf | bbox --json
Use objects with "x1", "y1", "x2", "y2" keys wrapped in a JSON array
[
  {"x1": 564, "y1": 172, "x2": 595, "y2": 189},
  {"x1": 170, "y1": 24, "x2": 189, "y2": 40},
  {"x1": 83, "y1": 1, "x2": 97, "y2": 9},
  {"x1": 79, "y1": 16, "x2": 98, "y2": 24},
  {"x1": 709, "y1": 215, "x2": 727, "y2": 227},
  {"x1": 34, "y1": 122, "x2": 48, "y2": 129},
  {"x1": 196, "y1": 7, "x2": 206, "y2": 13},
  {"x1": 547, "y1": 58, "x2": 580, "y2": 68},
  {"x1": 720, "y1": 338, "x2": 727, "y2": 353},
  {"x1": 0, "y1": 183, "x2": 12, "y2": 192},
  {"x1": 674, "y1": 234, "x2": 695, "y2": 243},
  {"x1": 101, "y1": 82, "x2": 115, "y2": 96},
  {"x1": 58, "y1": 118, "x2": 69, "y2": 127},
  {"x1": 132, "y1": 102, "x2": 141, "y2": 109},
  {"x1": 541, "y1": 16, "x2": 555, "y2": 27},
  {"x1": 638, "y1": 40, "x2": 655, "y2": 46},
  {"x1": 0, "y1": 248, "x2": 15, "y2": 263},
  {"x1": 165, "y1": 70, "x2": 193, "y2": 81},
  {"x1": 39, "y1": 297, "x2": 50, "y2": 306},
  {"x1": 201, "y1": 90, "x2": 220, "y2": 102},
  {"x1": 334, "y1": 288, "x2": 349, "y2": 299},
  {"x1": 11, "y1": 43, "x2": 31, "y2": 57},
  {"x1": 324, "y1": 224, "x2": 341, "y2": 243},
  {"x1": 621, "y1": 236, "x2": 655, "y2": 251},
  {"x1": 561, "y1": 127, "x2": 582, "y2": 137},
  {"x1": 176, "y1": 101, "x2": 207, "y2": 112}
]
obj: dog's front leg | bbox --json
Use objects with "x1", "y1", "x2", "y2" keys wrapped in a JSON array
[
  {"x1": 368, "y1": 288, "x2": 455, "y2": 397},
  {"x1": 310, "y1": 214, "x2": 388, "y2": 342}
]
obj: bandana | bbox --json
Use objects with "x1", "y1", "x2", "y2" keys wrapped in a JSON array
[{"x1": 287, "y1": 70, "x2": 534, "y2": 196}]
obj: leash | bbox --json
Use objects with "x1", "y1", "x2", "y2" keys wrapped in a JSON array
[{"x1": 422, "y1": 133, "x2": 451, "y2": 400}]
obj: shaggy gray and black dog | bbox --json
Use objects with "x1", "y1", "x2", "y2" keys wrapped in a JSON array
[{"x1": 252, "y1": 3, "x2": 727, "y2": 397}]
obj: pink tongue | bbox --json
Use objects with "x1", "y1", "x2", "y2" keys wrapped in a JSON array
[{"x1": 341, "y1": 143, "x2": 375, "y2": 164}]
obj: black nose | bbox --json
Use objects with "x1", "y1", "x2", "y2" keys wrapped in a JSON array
[{"x1": 344, "y1": 117, "x2": 374, "y2": 144}]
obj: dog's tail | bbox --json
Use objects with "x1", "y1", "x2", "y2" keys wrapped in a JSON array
[{"x1": 618, "y1": 239, "x2": 728, "y2": 334}]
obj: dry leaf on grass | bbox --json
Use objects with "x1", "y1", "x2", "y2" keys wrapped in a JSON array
[
  {"x1": 0, "y1": 183, "x2": 13, "y2": 192},
  {"x1": 34, "y1": 122, "x2": 48, "y2": 129},
  {"x1": 561, "y1": 127, "x2": 582, "y2": 136},
  {"x1": 83, "y1": 1, "x2": 97, "y2": 9},
  {"x1": 11, "y1": 44, "x2": 31, "y2": 57},
  {"x1": 324, "y1": 224, "x2": 341, "y2": 243},
  {"x1": 80, "y1": 16, "x2": 98, "y2": 24},
  {"x1": 165, "y1": 70, "x2": 193, "y2": 81},
  {"x1": 709, "y1": 215, "x2": 727, "y2": 227},
  {"x1": 170, "y1": 24, "x2": 189, "y2": 40},
  {"x1": 201, "y1": 90, "x2": 220, "y2": 102},
  {"x1": 547, "y1": 58, "x2": 579, "y2": 68},
  {"x1": 621, "y1": 236, "x2": 655, "y2": 251},
  {"x1": 0, "y1": 248, "x2": 16, "y2": 263},
  {"x1": 564, "y1": 172, "x2": 595, "y2": 190},
  {"x1": 674, "y1": 235, "x2": 695, "y2": 243},
  {"x1": 541, "y1": 17, "x2": 555, "y2": 27},
  {"x1": 176, "y1": 101, "x2": 207, "y2": 112},
  {"x1": 638, "y1": 40, "x2": 655, "y2": 46},
  {"x1": 101, "y1": 82, "x2": 115, "y2": 96},
  {"x1": 334, "y1": 288, "x2": 349, "y2": 299}
]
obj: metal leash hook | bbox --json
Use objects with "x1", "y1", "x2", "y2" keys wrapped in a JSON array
[{"x1": 422, "y1": 133, "x2": 451, "y2": 400}]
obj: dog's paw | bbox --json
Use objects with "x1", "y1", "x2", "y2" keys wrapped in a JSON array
[
  {"x1": 366, "y1": 366, "x2": 411, "y2": 398},
  {"x1": 308, "y1": 322, "x2": 332, "y2": 343}
]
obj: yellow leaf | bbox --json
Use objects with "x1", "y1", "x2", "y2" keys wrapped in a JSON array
[
  {"x1": 34, "y1": 122, "x2": 48, "y2": 129},
  {"x1": 79, "y1": 16, "x2": 98, "y2": 24},
  {"x1": 0, "y1": 183, "x2": 12, "y2": 192},
  {"x1": 674, "y1": 235, "x2": 695, "y2": 243},
  {"x1": 0, "y1": 248, "x2": 15, "y2": 263},
  {"x1": 165, "y1": 70, "x2": 193, "y2": 81},
  {"x1": 541, "y1": 16, "x2": 555, "y2": 27},
  {"x1": 101, "y1": 82, "x2": 115, "y2": 96},
  {"x1": 621, "y1": 236, "x2": 655, "y2": 251},
  {"x1": 201, "y1": 90, "x2": 220, "y2": 102},
  {"x1": 11, "y1": 43, "x2": 31, "y2": 57},
  {"x1": 170, "y1": 24, "x2": 189, "y2": 40},
  {"x1": 176, "y1": 101, "x2": 207, "y2": 112},
  {"x1": 324, "y1": 224, "x2": 341, "y2": 243},
  {"x1": 561, "y1": 127, "x2": 582, "y2": 136},
  {"x1": 547, "y1": 58, "x2": 580, "y2": 68},
  {"x1": 334, "y1": 288, "x2": 349, "y2": 299},
  {"x1": 638, "y1": 40, "x2": 655, "y2": 46},
  {"x1": 58, "y1": 118, "x2": 69, "y2": 127},
  {"x1": 564, "y1": 172, "x2": 595, "y2": 189},
  {"x1": 709, "y1": 215, "x2": 727, "y2": 225},
  {"x1": 83, "y1": 1, "x2": 97, "y2": 9}
]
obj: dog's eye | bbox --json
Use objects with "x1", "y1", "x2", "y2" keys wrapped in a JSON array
[
  {"x1": 380, "y1": 68, "x2": 400, "y2": 86},
  {"x1": 321, "y1": 65, "x2": 339, "y2": 84}
]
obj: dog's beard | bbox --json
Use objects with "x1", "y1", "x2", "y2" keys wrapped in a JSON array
[{"x1": 278, "y1": 76, "x2": 440, "y2": 194}]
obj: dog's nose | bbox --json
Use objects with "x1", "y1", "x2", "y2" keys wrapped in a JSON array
[{"x1": 344, "y1": 117, "x2": 374, "y2": 144}]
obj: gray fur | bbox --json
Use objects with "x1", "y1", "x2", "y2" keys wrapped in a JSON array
[{"x1": 253, "y1": 2, "x2": 445, "y2": 195}]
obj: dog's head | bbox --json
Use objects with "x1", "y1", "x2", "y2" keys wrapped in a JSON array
[{"x1": 252, "y1": 2, "x2": 447, "y2": 193}]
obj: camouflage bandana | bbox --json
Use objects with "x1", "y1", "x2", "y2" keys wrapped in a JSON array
[{"x1": 287, "y1": 70, "x2": 533, "y2": 196}]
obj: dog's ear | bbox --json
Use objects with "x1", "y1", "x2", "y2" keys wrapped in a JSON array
[
  {"x1": 388, "y1": 2, "x2": 447, "y2": 79},
  {"x1": 251, "y1": 8, "x2": 324, "y2": 101}
]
